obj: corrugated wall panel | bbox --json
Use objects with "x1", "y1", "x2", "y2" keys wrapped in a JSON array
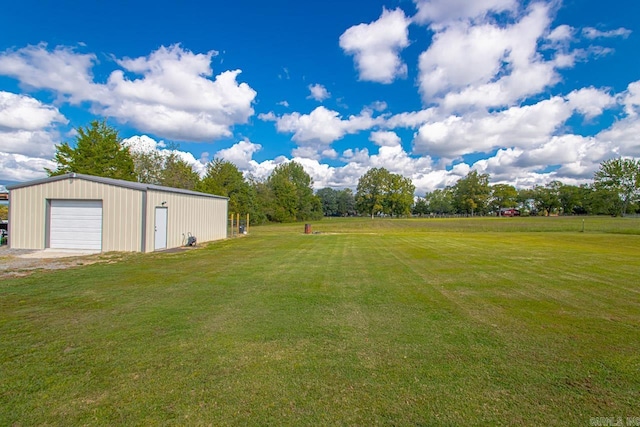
[
  {"x1": 144, "y1": 190, "x2": 227, "y2": 252},
  {"x1": 101, "y1": 182, "x2": 143, "y2": 252},
  {"x1": 9, "y1": 185, "x2": 45, "y2": 249}
]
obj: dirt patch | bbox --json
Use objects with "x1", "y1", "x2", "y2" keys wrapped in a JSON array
[{"x1": 0, "y1": 246, "x2": 132, "y2": 279}]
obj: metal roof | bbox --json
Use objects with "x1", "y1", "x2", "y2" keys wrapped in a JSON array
[{"x1": 6, "y1": 173, "x2": 228, "y2": 200}]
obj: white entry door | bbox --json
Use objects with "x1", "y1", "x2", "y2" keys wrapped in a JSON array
[
  {"x1": 50, "y1": 200, "x2": 103, "y2": 250},
  {"x1": 154, "y1": 207, "x2": 168, "y2": 250}
]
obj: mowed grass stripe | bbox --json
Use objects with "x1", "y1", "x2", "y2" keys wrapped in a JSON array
[
  {"x1": 376, "y1": 230, "x2": 640, "y2": 424},
  {"x1": 1, "y1": 218, "x2": 639, "y2": 425}
]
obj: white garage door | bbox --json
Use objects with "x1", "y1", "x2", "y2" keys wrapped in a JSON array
[{"x1": 50, "y1": 200, "x2": 103, "y2": 250}]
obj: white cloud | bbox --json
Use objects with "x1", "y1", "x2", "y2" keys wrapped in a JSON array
[
  {"x1": 0, "y1": 91, "x2": 67, "y2": 181},
  {"x1": 260, "y1": 106, "x2": 381, "y2": 159},
  {"x1": 104, "y1": 45, "x2": 256, "y2": 141},
  {"x1": 0, "y1": 91, "x2": 68, "y2": 182},
  {"x1": 419, "y1": 3, "x2": 558, "y2": 111},
  {"x1": 0, "y1": 44, "x2": 105, "y2": 103},
  {"x1": 122, "y1": 134, "x2": 165, "y2": 153},
  {"x1": 547, "y1": 25, "x2": 574, "y2": 42},
  {"x1": 621, "y1": 81, "x2": 640, "y2": 117},
  {"x1": 321, "y1": 149, "x2": 338, "y2": 159},
  {"x1": 596, "y1": 116, "x2": 640, "y2": 157},
  {"x1": 0, "y1": 152, "x2": 55, "y2": 182},
  {"x1": 307, "y1": 84, "x2": 331, "y2": 102},
  {"x1": 418, "y1": 22, "x2": 512, "y2": 99},
  {"x1": 339, "y1": 8, "x2": 410, "y2": 84},
  {"x1": 0, "y1": 44, "x2": 257, "y2": 142},
  {"x1": 566, "y1": 87, "x2": 616, "y2": 119},
  {"x1": 582, "y1": 27, "x2": 632, "y2": 39},
  {"x1": 384, "y1": 108, "x2": 437, "y2": 128},
  {"x1": 342, "y1": 148, "x2": 371, "y2": 163},
  {"x1": 0, "y1": 129, "x2": 63, "y2": 159},
  {"x1": 368, "y1": 101, "x2": 388, "y2": 112},
  {"x1": 470, "y1": 132, "x2": 613, "y2": 187},
  {"x1": 413, "y1": 0, "x2": 517, "y2": 26},
  {"x1": 518, "y1": 135, "x2": 608, "y2": 168},
  {"x1": 0, "y1": 91, "x2": 67, "y2": 132},
  {"x1": 369, "y1": 131, "x2": 401, "y2": 147},
  {"x1": 277, "y1": 100, "x2": 290, "y2": 107},
  {"x1": 464, "y1": 109, "x2": 640, "y2": 188},
  {"x1": 214, "y1": 139, "x2": 263, "y2": 169},
  {"x1": 211, "y1": 140, "x2": 283, "y2": 181},
  {"x1": 413, "y1": 96, "x2": 572, "y2": 158}
]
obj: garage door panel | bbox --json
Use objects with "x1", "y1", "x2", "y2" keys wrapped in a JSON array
[{"x1": 50, "y1": 200, "x2": 103, "y2": 250}]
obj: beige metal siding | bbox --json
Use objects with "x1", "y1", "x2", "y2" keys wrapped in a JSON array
[
  {"x1": 145, "y1": 190, "x2": 228, "y2": 252},
  {"x1": 9, "y1": 178, "x2": 143, "y2": 251}
]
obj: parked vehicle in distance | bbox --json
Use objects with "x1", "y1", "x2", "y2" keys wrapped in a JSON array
[{"x1": 498, "y1": 208, "x2": 520, "y2": 217}]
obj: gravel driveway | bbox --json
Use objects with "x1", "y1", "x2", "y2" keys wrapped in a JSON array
[{"x1": 0, "y1": 246, "x2": 127, "y2": 278}]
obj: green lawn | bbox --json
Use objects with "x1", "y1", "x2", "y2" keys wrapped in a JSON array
[{"x1": 1, "y1": 217, "x2": 639, "y2": 425}]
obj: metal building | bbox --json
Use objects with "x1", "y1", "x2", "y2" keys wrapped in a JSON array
[{"x1": 7, "y1": 173, "x2": 228, "y2": 252}]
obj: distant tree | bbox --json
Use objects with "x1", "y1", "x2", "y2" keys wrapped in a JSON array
[
  {"x1": 252, "y1": 179, "x2": 275, "y2": 224},
  {"x1": 46, "y1": 120, "x2": 136, "y2": 181},
  {"x1": 336, "y1": 188, "x2": 356, "y2": 216},
  {"x1": 316, "y1": 188, "x2": 339, "y2": 216},
  {"x1": 453, "y1": 171, "x2": 490, "y2": 215},
  {"x1": 159, "y1": 153, "x2": 200, "y2": 190},
  {"x1": 490, "y1": 184, "x2": 518, "y2": 216},
  {"x1": 532, "y1": 181, "x2": 562, "y2": 216},
  {"x1": 199, "y1": 159, "x2": 258, "y2": 218},
  {"x1": 356, "y1": 168, "x2": 391, "y2": 218},
  {"x1": 517, "y1": 188, "x2": 536, "y2": 215},
  {"x1": 266, "y1": 161, "x2": 322, "y2": 222},
  {"x1": 412, "y1": 197, "x2": 429, "y2": 216},
  {"x1": 587, "y1": 186, "x2": 623, "y2": 216},
  {"x1": 0, "y1": 205, "x2": 7, "y2": 221},
  {"x1": 355, "y1": 168, "x2": 414, "y2": 217},
  {"x1": 384, "y1": 173, "x2": 415, "y2": 217},
  {"x1": 425, "y1": 188, "x2": 455, "y2": 215},
  {"x1": 557, "y1": 184, "x2": 591, "y2": 215},
  {"x1": 594, "y1": 158, "x2": 640, "y2": 216},
  {"x1": 131, "y1": 149, "x2": 165, "y2": 184}
]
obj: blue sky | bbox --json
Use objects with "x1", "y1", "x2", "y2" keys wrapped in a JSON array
[{"x1": 1, "y1": 0, "x2": 638, "y2": 194}]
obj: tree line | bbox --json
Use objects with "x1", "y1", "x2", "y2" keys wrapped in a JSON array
[
  {"x1": 46, "y1": 121, "x2": 640, "y2": 223},
  {"x1": 411, "y1": 162, "x2": 640, "y2": 217}
]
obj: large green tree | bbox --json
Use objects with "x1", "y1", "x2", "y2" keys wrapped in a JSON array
[
  {"x1": 594, "y1": 158, "x2": 640, "y2": 216},
  {"x1": 336, "y1": 188, "x2": 356, "y2": 216},
  {"x1": 453, "y1": 171, "x2": 490, "y2": 215},
  {"x1": 532, "y1": 181, "x2": 562, "y2": 216},
  {"x1": 158, "y1": 153, "x2": 200, "y2": 190},
  {"x1": 490, "y1": 183, "x2": 518, "y2": 215},
  {"x1": 46, "y1": 120, "x2": 136, "y2": 181},
  {"x1": 131, "y1": 149, "x2": 166, "y2": 185},
  {"x1": 316, "y1": 188, "x2": 339, "y2": 216},
  {"x1": 425, "y1": 188, "x2": 455, "y2": 215},
  {"x1": 384, "y1": 173, "x2": 415, "y2": 217},
  {"x1": 199, "y1": 159, "x2": 258, "y2": 219},
  {"x1": 356, "y1": 168, "x2": 390, "y2": 218},
  {"x1": 265, "y1": 161, "x2": 322, "y2": 222},
  {"x1": 355, "y1": 168, "x2": 415, "y2": 218},
  {"x1": 557, "y1": 184, "x2": 591, "y2": 215},
  {"x1": 412, "y1": 197, "x2": 429, "y2": 216}
]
